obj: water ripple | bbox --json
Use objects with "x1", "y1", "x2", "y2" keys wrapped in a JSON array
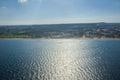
[{"x1": 0, "y1": 39, "x2": 120, "y2": 80}]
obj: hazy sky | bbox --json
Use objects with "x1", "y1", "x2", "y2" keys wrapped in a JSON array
[{"x1": 0, "y1": 0, "x2": 120, "y2": 25}]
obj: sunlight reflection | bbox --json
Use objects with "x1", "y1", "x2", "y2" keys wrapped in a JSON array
[{"x1": 50, "y1": 39, "x2": 92, "y2": 80}]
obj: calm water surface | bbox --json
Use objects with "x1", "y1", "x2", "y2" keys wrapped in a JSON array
[{"x1": 0, "y1": 39, "x2": 120, "y2": 80}]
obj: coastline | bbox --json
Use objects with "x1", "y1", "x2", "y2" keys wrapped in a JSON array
[{"x1": 0, "y1": 38, "x2": 120, "y2": 40}]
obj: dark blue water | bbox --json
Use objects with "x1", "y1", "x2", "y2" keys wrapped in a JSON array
[{"x1": 0, "y1": 39, "x2": 120, "y2": 80}]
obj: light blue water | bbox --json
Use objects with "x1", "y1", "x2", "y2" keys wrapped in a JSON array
[{"x1": 0, "y1": 39, "x2": 120, "y2": 80}]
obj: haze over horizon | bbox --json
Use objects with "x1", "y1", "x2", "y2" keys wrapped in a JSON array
[{"x1": 0, "y1": 0, "x2": 120, "y2": 25}]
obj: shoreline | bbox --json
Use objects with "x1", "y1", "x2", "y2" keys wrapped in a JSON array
[{"x1": 0, "y1": 38, "x2": 120, "y2": 40}]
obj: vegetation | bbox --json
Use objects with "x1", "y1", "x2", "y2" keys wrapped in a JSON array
[{"x1": 0, "y1": 23, "x2": 120, "y2": 39}]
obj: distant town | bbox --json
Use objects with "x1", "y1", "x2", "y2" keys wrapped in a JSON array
[{"x1": 0, "y1": 23, "x2": 120, "y2": 39}]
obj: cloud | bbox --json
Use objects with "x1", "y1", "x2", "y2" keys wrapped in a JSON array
[
  {"x1": 0, "y1": 6, "x2": 7, "y2": 9},
  {"x1": 18, "y1": 0, "x2": 28, "y2": 3},
  {"x1": 0, "y1": 6, "x2": 8, "y2": 12}
]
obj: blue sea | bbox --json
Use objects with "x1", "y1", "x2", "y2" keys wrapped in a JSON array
[{"x1": 0, "y1": 39, "x2": 120, "y2": 80}]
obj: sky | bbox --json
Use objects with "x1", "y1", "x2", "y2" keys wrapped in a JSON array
[{"x1": 0, "y1": 0, "x2": 120, "y2": 25}]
